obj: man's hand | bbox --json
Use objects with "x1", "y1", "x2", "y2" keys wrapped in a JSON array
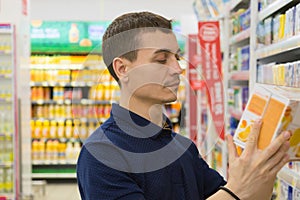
[{"x1": 226, "y1": 120, "x2": 291, "y2": 200}]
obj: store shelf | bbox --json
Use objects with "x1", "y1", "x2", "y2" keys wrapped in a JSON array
[
  {"x1": 278, "y1": 167, "x2": 300, "y2": 189},
  {"x1": 258, "y1": 0, "x2": 293, "y2": 21},
  {"x1": 31, "y1": 173, "x2": 76, "y2": 179},
  {"x1": 0, "y1": 74, "x2": 12, "y2": 79},
  {"x1": 0, "y1": 98, "x2": 12, "y2": 103},
  {"x1": 230, "y1": 28, "x2": 250, "y2": 45},
  {"x1": 32, "y1": 99, "x2": 111, "y2": 105},
  {"x1": 256, "y1": 34, "x2": 300, "y2": 59},
  {"x1": 30, "y1": 81, "x2": 100, "y2": 87},
  {"x1": 30, "y1": 64, "x2": 84, "y2": 70},
  {"x1": 0, "y1": 162, "x2": 13, "y2": 167},
  {"x1": 229, "y1": 71, "x2": 249, "y2": 81},
  {"x1": 32, "y1": 161, "x2": 77, "y2": 165},
  {"x1": 32, "y1": 117, "x2": 105, "y2": 123},
  {"x1": 0, "y1": 51, "x2": 12, "y2": 55}
]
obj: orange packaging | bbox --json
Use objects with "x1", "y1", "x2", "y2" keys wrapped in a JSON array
[{"x1": 234, "y1": 84, "x2": 300, "y2": 160}]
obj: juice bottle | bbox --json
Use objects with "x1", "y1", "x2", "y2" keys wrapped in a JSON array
[
  {"x1": 4, "y1": 167, "x2": 13, "y2": 192},
  {"x1": 96, "y1": 85, "x2": 104, "y2": 100},
  {"x1": 49, "y1": 104, "x2": 55, "y2": 119},
  {"x1": 31, "y1": 140, "x2": 39, "y2": 161},
  {"x1": 52, "y1": 140, "x2": 59, "y2": 162},
  {"x1": 34, "y1": 120, "x2": 42, "y2": 139},
  {"x1": 58, "y1": 142, "x2": 66, "y2": 162},
  {"x1": 5, "y1": 135, "x2": 13, "y2": 162},
  {"x1": 69, "y1": 23, "x2": 79, "y2": 43},
  {"x1": 80, "y1": 121, "x2": 87, "y2": 139},
  {"x1": 42, "y1": 120, "x2": 50, "y2": 138},
  {"x1": 65, "y1": 120, "x2": 73, "y2": 139},
  {"x1": 49, "y1": 120, "x2": 57, "y2": 138},
  {"x1": 38, "y1": 140, "x2": 45, "y2": 161},
  {"x1": 30, "y1": 120, "x2": 35, "y2": 139},
  {"x1": 73, "y1": 119, "x2": 80, "y2": 139},
  {"x1": 57, "y1": 121, "x2": 65, "y2": 138},
  {"x1": 45, "y1": 140, "x2": 53, "y2": 161},
  {"x1": 65, "y1": 142, "x2": 74, "y2": 163}
]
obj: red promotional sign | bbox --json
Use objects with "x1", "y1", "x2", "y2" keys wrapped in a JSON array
[{"x1": 198, "y1": 21, "x2": 225, "y2": 140}]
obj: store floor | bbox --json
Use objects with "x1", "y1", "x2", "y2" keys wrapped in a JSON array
[{"x1": 32, "y1": 180, "x2": 81, "y2": 200}]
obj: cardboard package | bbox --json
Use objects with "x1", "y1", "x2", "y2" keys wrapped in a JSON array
[{"x1": 234, "y1": 84, "x2": 300, "y2": 160}]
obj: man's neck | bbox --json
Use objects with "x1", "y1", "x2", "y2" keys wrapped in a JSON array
[{"x1": 119, "y1": 97, "x2": 163, "y2": 127}]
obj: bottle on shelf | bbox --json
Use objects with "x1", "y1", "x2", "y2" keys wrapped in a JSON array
[
  {"x1": 42, "y1": 120, "x2": 50, "y2": 138},
  {"x1": 57, "y1": 121, "x2": 65, "y2": 139},
  {"x1": 65, "y1": 119, "x2": 73, "y2": 139},
  {"x1": 49, "y1": 120, "x2": 57, "y2": 139}
]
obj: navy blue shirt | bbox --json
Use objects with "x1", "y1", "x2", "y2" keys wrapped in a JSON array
[{"x1": 77, "y1": 104, "x2": 226, "y2": 200}]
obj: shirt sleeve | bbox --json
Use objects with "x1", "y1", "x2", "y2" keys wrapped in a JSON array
[
  {"x1": 190, "y1": 143, "x2": 226, "y2": 199},
  {"x1": 77, "y1": 146, "x2": 146, "y2": 200}
]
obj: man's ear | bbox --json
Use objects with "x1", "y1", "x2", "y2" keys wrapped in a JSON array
[{"x1": 112, "y1": 57, "x2": 127, "y2": 80}]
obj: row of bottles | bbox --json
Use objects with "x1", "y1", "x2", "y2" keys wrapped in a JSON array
[
  {"x1": 32, "y1": 139, "x2": 81, "y2": 164},
  {"x1": 32, "y1": 104, "x2": 111, "y2": 119},
  {"x1": 0, "y1": 167, "x2": 13, "y2": 193},
  {"x1": 30, "y1": 69, "x2": 112, "y2": 83},
  {"x1": 0, "y1": 136, "x2": 13, "y2": 163},
  {"x1": 31, "y1": 119, "x2": 98, "y2": 140},
  {"x1": 30, "y1": 55, "x2": 102, "y2": 65},
  {"x1": 31, "y1": 84, "x2": 120, "y2": 101}
]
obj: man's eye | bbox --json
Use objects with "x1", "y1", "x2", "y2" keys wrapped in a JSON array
[
  {"x1": 175, "y1": 54, "x2": 181, "y2": 61},
  {"x1": 157, "y1": 60, "x2": 167, "y2": 64}
]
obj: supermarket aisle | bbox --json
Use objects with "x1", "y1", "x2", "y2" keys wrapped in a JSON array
[{"x1": 32, "y1": 181, "x2": 81, "y2": 200}]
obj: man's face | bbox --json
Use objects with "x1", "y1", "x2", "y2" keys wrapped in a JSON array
[{"x1": 121, "y1": 30, "x2": 183, "y2": 104}]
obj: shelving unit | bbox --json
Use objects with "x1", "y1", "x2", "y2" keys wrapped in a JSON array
[
  {"x1": 29, "y1": 21, "x2": 115, "y2": 179},
  {"x1": 0, "y1": 24, "x2": 19, "y2": 199},
  {"x1": 254, "y1": 0, "x2": 300, "y2": 199}
]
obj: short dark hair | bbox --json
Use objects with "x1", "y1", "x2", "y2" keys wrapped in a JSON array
[{"x1": 102, "y1": 12, "x2": 173, "y2": 82}]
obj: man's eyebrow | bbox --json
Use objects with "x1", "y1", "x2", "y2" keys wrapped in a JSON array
[{"x1": 153, "y1": 48, "x2": 181, "y2": 54}]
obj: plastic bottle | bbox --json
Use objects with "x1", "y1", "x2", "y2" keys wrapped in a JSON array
[
  {"x1": 0, "y1": 136, "x2": 5, "y2": 163},
  {"x1": 30, "y1": 120, "x2": 35, "y2": 139},
  {"x1": 38, "y1": 140, "x2": 45, "y2": 161},
  {"x1": 5, "y1": 136, "x2": 13, "y2": 162},
  {"x1": 31, "y1": 140, "x2": 39, "y2": 161},
  {"x1": 73, "y1": 119, "x2": 80, "y2": 139},
  {"x1": 52, "y1": 140, "x2": 59, "y2": 162},
  {"x1": 42, "y1": 120, "x2": 50, "y2": 138},
  {"x1": 57, "y1": 121, "x2": 65, "y2": 138},
  {"x1": 65, "y1": 142, "x2": 74, "y2": 164},
  {"x1": 49, "y1": 120, "x2": 57, "y2": 139},
  {"x1": 69, "y1": 23, "x2": 79, "y2": 43},
  {"x1": 5, "y1": 167, "x2": 13, "y2": 192},
  {"x1": 45, "y1": 140, "x2": 53, "y2": 161},
  {"x1": 34, "y1": 120, "x2": 42, "y2": 139},
  {"x1": 80, "y1": 121, "x2": 87, "y2": 139},
  {"x1": 65, "y1": 120, "x2": 73, "y2": 139}
]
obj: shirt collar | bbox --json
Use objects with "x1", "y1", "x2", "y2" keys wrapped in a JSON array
[{"x1": 110, "y1": 103, "x2": 173, "y2": 139}]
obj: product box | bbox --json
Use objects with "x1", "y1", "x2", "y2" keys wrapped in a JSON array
[{"x1": 234, "y1": 84, "x2": 300, "y2": 160}]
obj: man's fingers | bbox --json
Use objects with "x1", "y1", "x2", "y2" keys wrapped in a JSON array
[
  {"x1": 227, "y1": 134, "x2": 238, "y2": 164},
  {"x1": 243, "y1": 120, "x2": 262, "y2": 155},
  {"x1": 262, "y1": 131, "x2": 291, "y2": 161}
]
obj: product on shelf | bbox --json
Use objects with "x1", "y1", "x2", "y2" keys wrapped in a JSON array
[
  {"x1": 234, "y1": 84, "x2": 300, "y2": 160},
  {"x1": 257, "y1": 61, "x2": 300, "y2": 87},
  {"x1": 231, "y1": 8, "x2": 251, "y2": 36},
  {"x1": 258, "y1": 2, "x2": 300, "y2": 47}
]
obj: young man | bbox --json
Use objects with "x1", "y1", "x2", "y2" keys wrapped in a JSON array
[{"x1": 77, "y1": 12, "x2": 291, "y2": 200}]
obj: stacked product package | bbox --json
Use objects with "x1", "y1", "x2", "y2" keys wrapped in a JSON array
[
  {"x1": 257, "y1": 2, "x2": 300, "y2": 46},
  {"x1": 257, "y1": 61, "x2": 300, "y2": 87}
]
